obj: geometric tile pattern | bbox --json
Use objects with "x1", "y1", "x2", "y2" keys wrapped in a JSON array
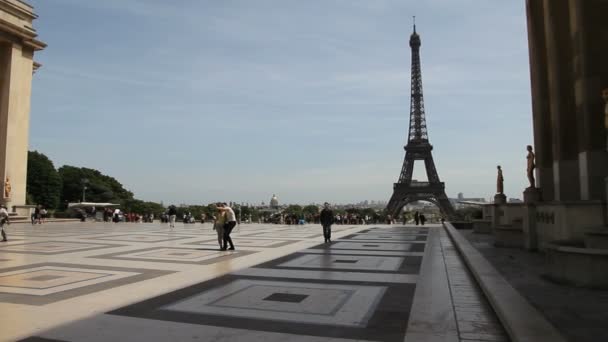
[
  {"x1": 276, "y1": 254, "x2": 408, "y2": 272},
  {"x1": 343, "y1": 233, "x2": 428, "y2": 241},
  {"x1": 185, "y1": 238, "x2": 299, "y2": 248},
  {"x1": 162, "y1": 279, "x2": 386, "y2": 327},
  {"x1": 87, "y1": 234, "x2": 194, "y2": 243},
  {"x1": 249, "y1": 232, "x2": 320, "y2": 239},
  {"x1": 90, "y1": 247, "x2": 257, "y2": 265},
  {"x1": 7, "y1": 222, "x2": 508, "y2": 342},
  {"x1": 0, "y1": 266, "x2": 137, "y2": 295},
  {"x1": 264, "y1": 292, "x2": 308, "y2": 303},
  {"x1": 107, "y1": 227, "x2": 427, "y2": 341},
  {"x1": 0, "y1": 263, "x2": 173, "y2": 305},
  {"x1": 324, "y1": 241, "x2": 425, "y2": 252},
  {"x1": 0, "y1": 241, "x2": 122, "y2": 255}
]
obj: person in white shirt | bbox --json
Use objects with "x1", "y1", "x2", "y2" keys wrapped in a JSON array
[
  {"x1": 217, "y1": 203, "x2": 237, "y2": 250},
  {"x1": 0, "y1": 204, "x2": 10, "y2": 242},
  {"x1": 113, "y1": 208, "x2": 121, "y2": 223}
]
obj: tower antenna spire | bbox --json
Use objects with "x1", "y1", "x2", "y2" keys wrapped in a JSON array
[{"x1": 413, "y1": 16, "x2": 416, "y2": 32}]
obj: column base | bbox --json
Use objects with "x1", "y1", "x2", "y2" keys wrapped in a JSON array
[{"x1": 523, "y1": 204, "x2": 538, "y2": 251}]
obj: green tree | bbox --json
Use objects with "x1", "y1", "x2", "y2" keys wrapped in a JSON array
[
  {"x1": 303, "y1": 205, "x2": 319, "y2": 217},
  {"x1": 454, "y1": 207, "x2": 482, "y2": 221},
  {"x1": 26, "y1": 151, "x2": 62, "y2": 209},
  {"x1": 58, "y1": 165, "x2": 134, "y2": 206},
  {"x1": 122, "y1": 199, "x2": 165, "y2": 215},
  {"x1": 284, "y1": 204, "x2": 303, "y2": 218},
  {"x1": 239, "y1": 205, "x2": 260, "y2": 222}
]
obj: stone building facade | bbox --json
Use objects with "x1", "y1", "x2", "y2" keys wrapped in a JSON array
[
  {"x1": 0, "y1": 0, "x2": 45, "y2": 207},
  {"x1": 524, "y1": 0, "x2": 608, "y2": 246}
]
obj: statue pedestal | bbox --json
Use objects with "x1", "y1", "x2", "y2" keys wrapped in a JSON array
[
  {"x1": 523, "y1": 187, "x2": 541, "y2": 204},
  {"x1": 494, "y1": 194, "x2": 507, "y2": 205},
  {"x1": 1, "y1": 197, "x2": 10, "y2": 207}
]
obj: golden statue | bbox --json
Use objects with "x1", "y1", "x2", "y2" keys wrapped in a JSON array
[
  {"x1": 527, "y1": 145, "x2": 536, "y2": 188},
  {"x1": 4, "y1": 176, "x2": 10, "y2": 198},
  {"x1": 496, "y1": 165, "x2": 504, "y2": 194}
]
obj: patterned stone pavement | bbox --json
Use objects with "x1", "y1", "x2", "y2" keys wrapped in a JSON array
[{"x1": 0, "y1": 222, "x2": 509, "y2": 341}]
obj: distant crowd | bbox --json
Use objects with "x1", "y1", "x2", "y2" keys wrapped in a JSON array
[{"x1": 66, "y1": 204, "x2": 437, "y2": 227}]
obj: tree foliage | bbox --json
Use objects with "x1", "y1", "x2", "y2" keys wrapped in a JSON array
[
  {"x1": 453, "y1": 207, "x2": 483, "y2": 221},
  {"x1": 26, "y1": 151, "x2": 62, "y2": 209},
  {"x1": 302, "y1": 205, "x2": 319, "y2": 217},
  {"x1": 58, "y1": 165, "x2": 134, "y2": 205},
  {"x1": 284, "y1": 204, "x2": 303, "y2": 217},
  {"x1": 122, "y1": 199, "x2": 165, "y2": 215}
]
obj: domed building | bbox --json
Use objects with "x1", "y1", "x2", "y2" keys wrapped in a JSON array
[
  {"x1": 253, "y1": 194, "x2": 283, "y2": 224},
  {"x1": 270, "y1": 194, "x2": 279, "y2": 209}
]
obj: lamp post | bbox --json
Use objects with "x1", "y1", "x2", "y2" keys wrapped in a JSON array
[{"x1": 81, "y1": 178, "x2": 89, "y2": 202}]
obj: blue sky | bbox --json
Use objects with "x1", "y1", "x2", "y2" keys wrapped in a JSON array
[{"x1": 29, "y1": 0, "x2": 532, "y2": 205}]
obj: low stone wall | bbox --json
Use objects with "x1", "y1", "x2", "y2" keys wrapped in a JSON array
[
  {"x1": 494, "y1": 225, "x2": 524, "y2": 248},
  {"x1": 472, "y1": 219, "x2": 492, "y2": 234},
  {"x1": 546, "y1": 244, "x2": 608, "y2": 288},
  {"x1": 584, "y1": 229, "x2": 608, "y2": 249},
  {"x1": 11, "y1": 204, "x2": 36, "y2": 216},
  {"x1": 450, "y1": 221, "x2": 473, "y2": 229},
  {"x1": 497, "y1": 203, "x2": 525, "y2": 226},
  {"x1": 536, "y1": 201, "x2": 605, "y2": 250}
]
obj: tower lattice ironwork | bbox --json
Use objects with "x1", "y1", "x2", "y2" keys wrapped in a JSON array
[{"x1": 386, "y1": 24, "x2": 455, "y2": 219}]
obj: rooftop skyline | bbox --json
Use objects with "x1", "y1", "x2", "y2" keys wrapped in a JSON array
[{"x1": 29, "y1": 0, "x2": 532, "y2": 204}]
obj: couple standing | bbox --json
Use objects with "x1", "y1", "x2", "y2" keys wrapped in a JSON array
[{"x1": 213, "y1": 203, "x2": 237, "y2": 250}]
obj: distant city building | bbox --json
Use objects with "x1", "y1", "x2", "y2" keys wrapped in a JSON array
[
  {"x1": 451, "y1": 193, "x2": 488, "y2": 209},
  {"x1": 270, "y1": 194, "x2": 279, "y2": 209}
]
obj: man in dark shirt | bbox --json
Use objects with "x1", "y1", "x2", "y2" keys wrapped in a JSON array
[
  {"x1": 320, "y1": 202, "x2": 334, "y2": 243},
  {"x1": 168, "y1": 205, "x2": 177, "y2": 228}
]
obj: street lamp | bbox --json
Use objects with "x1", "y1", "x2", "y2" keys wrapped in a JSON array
[{"x1": 81, "y1": 178, "x2": 89, "y2": 202}]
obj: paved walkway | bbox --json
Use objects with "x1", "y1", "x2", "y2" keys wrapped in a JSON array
[{"x1": 0, "y1": 222, "x2": 508, "y2": 341}]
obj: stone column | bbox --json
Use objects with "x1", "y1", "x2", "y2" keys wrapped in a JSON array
[
  {"x1": 526, "y1": 0, "x2": 554, "y2": 201},
  {"x1": 0, "y1": 42, "x2": 35, "y2": 207},
  {"x1": 543, "y1": 0, "x2": 580, "y2": 201},
  {"x1": 569, "y1": 0, "x2": 608, "y2": 201}
]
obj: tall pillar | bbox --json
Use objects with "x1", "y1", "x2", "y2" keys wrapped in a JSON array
[
  {"x1": 0, "y1": 43, "x2": 34, "y2": 206},
  {"x1": 526, "y1": 0, "x2": 554, "y2": 201},
  {"x1": 569, "y1": 0, "x2": 608, "y2": 201},
  {"x1": 543, "y1": 0, "x2": 580, "y2": 201},
  {"x1": 0, "y1": 0, "x2": 45, "y2": 208}
]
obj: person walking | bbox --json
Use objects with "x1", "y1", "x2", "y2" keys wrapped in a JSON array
[
  {"x1": 213, "y1": 204, "x2": 226, "y2": 250},
  {"x1": 168, "y1": 205, "x2": 177, "y2": 228},
  {"x1": 420, "y1": 214, "x2": 426, "y2": 226},
  {"x1": 414, "y1": 211, "x2": 420, "y2": 226},
  {"x1": 217, "y1": 203, "x2": 237, "y2": 250},
  {"x1": 0, "y1": 204, "x2": 10, "y2": 242},
  {"x1": 113, "y1": 208, "x2": 121, "y2": 223},
  {"x1": 320, "y1": 202, "x2": 334, "y2": 243},
  {"x1": 40, "y1": 207, "x2": 47, "y2": 224},
  {"x1": 34, "y1": 205, "x2": 41, "y2": 225}
]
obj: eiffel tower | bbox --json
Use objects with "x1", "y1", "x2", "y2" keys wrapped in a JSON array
[{"x1": 386, "y1": 23, "x2": 455, "y2": 219}]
